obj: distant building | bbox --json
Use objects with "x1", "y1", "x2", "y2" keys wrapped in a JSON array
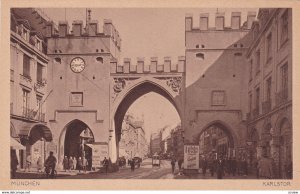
[
  {"x1": 119, "y1": 114, "x2": 148, "y2": 159},
  {"x1": 150, "y1": 132, "x2": 162, "y2": 155}
]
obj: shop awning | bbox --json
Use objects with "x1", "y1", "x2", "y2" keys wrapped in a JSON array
[
  {"x1": 11, "y1": 138, "x2": 25, "y2": 150},
  {"x1": 19, "y1": 123, "x2": 53, "y2": 142}
]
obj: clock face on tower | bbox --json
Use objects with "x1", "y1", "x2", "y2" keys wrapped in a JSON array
[{"x1": 70, "y1": 57, "x2": 85, "y2": 73}]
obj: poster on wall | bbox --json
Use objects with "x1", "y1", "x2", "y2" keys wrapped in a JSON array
[
  {"x1": 88, "y1": 143, "x2": 109, "y2": 169},
  {"x1": 184, "y1": 144, "x2": 199, "y2": 170}
]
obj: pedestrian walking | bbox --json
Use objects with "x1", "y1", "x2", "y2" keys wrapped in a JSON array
[
  {"x1": 130, "y1": 158, "x2": 135, "y2": 172},
  {"x1": 216, "y1": 156, "x2": 224, "y2": 179},
  {"x1": 231, "y1": 157, "x2": 237, "y2": 176},
  {"x1": 257, "y1": 152, "x2": 273, "y2": 179},
  {"x1": 178, "y1": 158, "x2": 183, "y2": 171},
  {"x1": 10, "y1": 150, "x2": 18, "y2": 179},
  {"x1": 202, "y1": 157, "x2": 208, "y2": 176},
  {"x1": 73, "y1": 157, "x2": 77, "y2": 170},
  {"x1": 63, "y1": 156, "x2": 69, "y2": 172},
  {"x1": 82, "y1": 157, "x2": 88, "y2": 173},
  {"x1": 68, "y1": 157, "x2": 74, "y2": 172},
  {"x1": 171, "y1": 157, "x2": 176, "y2": 174},
  {"x1": 209, "y1": 158, "x2": 216, "y2": 177},
  {"x1": 25, "y1": 154, "x2": 31, "y2": 172},
  {"x1": 44, "y1": 151, "x2": 57, "y2": 178},
  {"x1": 37, "y1": 156, "x2": 43, "y2": 173},
  {"x1": 102, "y1": 157, "x2": 109, "y2": 173},
  {"x1": 77, "y1": 157, "x2": 83, "y2": 173}
]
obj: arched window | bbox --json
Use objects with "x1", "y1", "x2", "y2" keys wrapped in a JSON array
[{"x1": 196, "y1": 53, "x2": 205, "y2": 60}]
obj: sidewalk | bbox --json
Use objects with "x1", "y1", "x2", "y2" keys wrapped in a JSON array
[
  {"x1": 13, "y1": 169, "x2": 94, "y2": 179},
  {"x1": 174, "y1": 172, "x2": 258, "y2": 179}
]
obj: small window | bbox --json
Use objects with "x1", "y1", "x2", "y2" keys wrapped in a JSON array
[
  {"x1": 234, "y1": 52, "x2": 242, "y2": 56},
  {"x1": 196, "y1": 53, "x2": 205, "y2": 60},
  {"x1": 54, "y1": 57, "x2": 61, "y2": 63},
  {"x1": 96, "y1": 57, "x2": 103, "y2": 63},
  {"x1": 196, "y1": 44, "x2": 199, "y2": 48},
  {"x1": 211, "y1": 90, "x2": 226, "y2": 106}
]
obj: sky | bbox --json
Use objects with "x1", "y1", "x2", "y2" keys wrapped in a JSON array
[{"x1": 41, "y1": 8, "x2": 256, "y2": 141}]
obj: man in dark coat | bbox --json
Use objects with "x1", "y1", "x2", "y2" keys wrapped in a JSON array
[
  {"x1": 11, "y1": 150, "x2": 19, "y2": 178},
  {"x1": 130, "y1": 158, "x2": 135, "y2": 172},
  {"x1": 202, "y1": 157, "x2": 208, "y2": 176},
  {"x1": 102, "y1": 157, "x2": 109, "y2": 173},
  {"x1": 217, "y1": 156, "x2": 225, "y2": 179},
  {"x1": 171, "y1": 157, "x2": 176, "y2": 174}
]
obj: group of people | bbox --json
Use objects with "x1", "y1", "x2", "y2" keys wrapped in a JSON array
[
  {"x1": 170, "y1": 157, "x2": 183, "y2": 174},
  {"x1": 199, "y1": 155, "x2": 249, "y2": 179},
  {"x1": 62, "y1": 156, "x2": 89, "y2": 173}
]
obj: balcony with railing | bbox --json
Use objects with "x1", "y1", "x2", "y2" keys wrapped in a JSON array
[
  {"x1": 262, "y1": 99, "x2": 272, "y2": 114},
  {"x1": 253, "y1": 107, "x2": 259, "y2": 118},
  {"x1": 19, "y1": 74, "x2": 32, "y2": 88},
  {"x1": 22, "y1": 107, "x2": 45, "y2": 122},
  {"x1": 275, "y1": 87, "x2": 288, "y2": 106},
  {"x1": 34, "y1": 79, "x2": 46, "y2": 94}
]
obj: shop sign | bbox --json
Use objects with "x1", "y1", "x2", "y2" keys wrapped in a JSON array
[
  {"x1": 184, "y1": 145, "x2": 199, "y2": 169},
  {"x1": 91, "y1": 144, "x2": 108, "y2": 168}
]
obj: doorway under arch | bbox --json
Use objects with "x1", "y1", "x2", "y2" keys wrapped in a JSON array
[
  {"x1": 278, "y1": 118, "x2": 292, "y2": 179},
  {"x1": 198, "y1": 122, "x2": 235, "y2": 159},
  {"x1": 60, "y1": 119, "x2": 94, "y2": 170}
]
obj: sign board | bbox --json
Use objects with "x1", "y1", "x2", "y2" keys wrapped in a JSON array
[
  {"x1": 91, "y1": 144, "x2": 108, "y2": 168},
  {"x1": 184, "y1": 145, "x2": 199, "y2": 169}
]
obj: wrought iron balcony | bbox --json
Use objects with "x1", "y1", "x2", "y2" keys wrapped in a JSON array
[
  {"x1": 275, "y1": 87, "x2": 288, "y2": 106},
  {"x1": 20, "y1": 74, "x2": 32, "y2": 88},
  {"x1": 22, "y1": 107, "x2": 35, "y2": 119},
  {"x1": 262, "y1": 99, "x2": 272, "y2": 114},
  {"x1": 253, "y1": 108, "x2": 259, "y2": 118}
]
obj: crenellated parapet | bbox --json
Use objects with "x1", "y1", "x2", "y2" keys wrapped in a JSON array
[
  {"x1": 110, "y1": 56, "x2": 185, "y2": 74},
  {"x1": 185, "y1": 11, "x2": 257, "y2": 31},
  {"x1": 46, "y1": 18, "x2": 121, "y2": 49}
]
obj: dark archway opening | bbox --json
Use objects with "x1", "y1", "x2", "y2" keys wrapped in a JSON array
[
  {"x1": 64, "y1": 120, "x2": 94, "y2": 170},
  {"x1": 198, "y1": 122, "x2": 234, "y2": 160}
]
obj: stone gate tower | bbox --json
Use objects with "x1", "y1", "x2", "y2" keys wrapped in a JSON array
[{"x1": 45, "y1": 18, "x2": 121, "y2": 167}]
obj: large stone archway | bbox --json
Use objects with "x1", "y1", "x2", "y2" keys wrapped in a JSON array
[{"x1": 110, "y1": 77, "x2": 184, "y2": 162}]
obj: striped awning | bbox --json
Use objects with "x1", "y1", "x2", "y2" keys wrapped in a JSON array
[{"x1": 19, "y1": 123, "x2": 53, "y2": 142}]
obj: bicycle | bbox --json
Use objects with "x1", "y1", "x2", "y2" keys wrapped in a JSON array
[{"x1": 44, "y1": 166, "x2": 57, "y2": 179}]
